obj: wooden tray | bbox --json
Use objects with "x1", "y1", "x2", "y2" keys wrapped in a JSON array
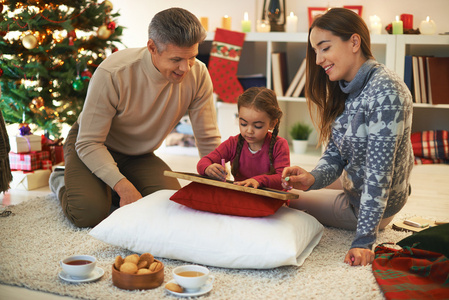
[{"x1": 164, "y1": 171, "x2": 298, "y2": 200}]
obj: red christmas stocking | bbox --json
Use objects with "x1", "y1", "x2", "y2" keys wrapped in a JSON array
[{"x1": 208, "y1": 28, "x2": 245, "y2": 103}]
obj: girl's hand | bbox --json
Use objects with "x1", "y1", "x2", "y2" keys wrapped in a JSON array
[
  {"x1": 234, "y1": 178, "x2": 259, "y2": 188},
  {"x1": 205, "y1": 163, "x2": 227, "y2": 181},
  {"x1": 281, "y1": 166, "x2": 315, "y2": 191},
  {"x1": 344, "y1": 248, "x2": 375, "y2": 266}
]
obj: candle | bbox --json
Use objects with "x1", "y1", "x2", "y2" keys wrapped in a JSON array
[
  {"x1": 400, "y1": 14, "x2": 413, "y2": 30},
  {"x1": 369, "y1": 15, "x2": 382, "y2": 35},
  {"x1": 241, "y1": 12, "x2": 251, "y2": 32},
  {"x1": 200, "y1": 17, "x2": 209, "y2": 32},
  {"x1": 221, "y1": 15, "x2": 232, "y2": 30},
  {"x1": 256, "y1": 20, "x2": 270, "y2": 32},
  {"x1": 392, "y1": 16, "x2": 403, "y2": 34},
  {"x1": 286, "y1": 12, "x2": 298, "y2": 33},
  {"x1": 419, "y1": 16, "x2": 436, "y2": 35}
]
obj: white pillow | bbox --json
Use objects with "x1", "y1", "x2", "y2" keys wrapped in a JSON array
[{"x1": 89, "y1": 190, "x2": 323, "y2": 269}]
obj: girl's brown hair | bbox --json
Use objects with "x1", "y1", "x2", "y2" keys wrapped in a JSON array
[
  {"x1": 231, "y1": 87, "x2": 283, "y2": 178},
  {"x1": 304, "y1": 8, "x2": 374, "y2": 145}
]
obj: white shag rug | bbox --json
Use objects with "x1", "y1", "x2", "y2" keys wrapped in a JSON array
[{"x1": 0, "y1": 194, "x2": 416, "y2": 300}]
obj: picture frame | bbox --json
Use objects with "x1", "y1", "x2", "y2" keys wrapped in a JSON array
[
  {"x1": 307, "y1": 7, "x2": 328, "y2": 27},
  {"x1": 343, "y1": 5, "x2": 363, "y2": 17}
]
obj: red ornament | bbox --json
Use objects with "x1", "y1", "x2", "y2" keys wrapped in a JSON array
[
  {"x1": 81, "y1": 69, "x2": 93, "y2": 81},
  {"x1": 107, "y1": 21, "x2": 116, "y2": 31},
  {"x1": 0, "y1": 68, "x2": 3, "y2": 77},
  {"x1": 67, "y1": 30, "x2": 77, "y2": 39},
  {"x1": 112, "y1": 47, "x2": 118, "y2": 53}
]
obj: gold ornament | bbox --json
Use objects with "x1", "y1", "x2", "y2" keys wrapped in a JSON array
[
  {"x1": 103, "y1": 0, "x2": 113, "y2": 12},
  {"x1": 22, "y1": 34, "x2": 38, "y2": 49},
  {"x1": 32, "y1": 96, "x2": 45, "y2": 108},
  {"x1": 97, "y1": 25, "x2": 112, "y2": 39}
]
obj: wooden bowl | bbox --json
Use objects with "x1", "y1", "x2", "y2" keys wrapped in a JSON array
[{"x1": 111, "y1": 259, "x2": 164, "y2": 290}]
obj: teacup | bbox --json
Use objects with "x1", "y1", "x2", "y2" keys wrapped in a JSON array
[
  {"x1": 60, "y1": 255, "x2": 96, "y2": 279},
  {"x1": 173, "y1": 265, "x2": 214, "y2": 292}
]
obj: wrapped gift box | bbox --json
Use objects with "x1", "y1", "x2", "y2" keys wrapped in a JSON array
[
  {"x1": 10, "y1": 169, "x2": 51, "y2": 190},
  {"x1": 10, "y1": 135, "x2": 42, "y2": 153},
  {"x1": 9, "y1": 151, "x2": 50, "y2": 171},
  {"x1": 49, "y1": 145, "x2": 64, "y2": 164}
]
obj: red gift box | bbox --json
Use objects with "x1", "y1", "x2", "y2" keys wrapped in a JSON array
[
  {"x1": 41, "y1": 160, "x2": 52, "y2": 170},
  {"x1": 41, "y1": 136, "x2": 64, "y2": 164},
  {"x1": 50, "y1": 145, "x2": 64, "y2": 164},
  {"x1": 9, "y1": 151, "x2": 50, "y2": 171}
]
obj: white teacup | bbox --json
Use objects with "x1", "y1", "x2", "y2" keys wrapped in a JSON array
[
  {"x1": 173, "y1": 265, "x2": 214, "y2": 292},
  {"x1": 60, "y1": 255, "x2": 96, "y2": 279}
]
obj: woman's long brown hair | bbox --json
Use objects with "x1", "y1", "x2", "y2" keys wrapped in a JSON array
[
  {"x1": 231, "y1": 87, "x2": 283, "y2": 178},
  {"x1": 305, "y1": 8, "x2": 374, "y2": 145}
]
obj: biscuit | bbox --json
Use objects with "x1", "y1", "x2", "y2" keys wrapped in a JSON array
[
  {"x1": 137, "y1": 268, "x2": 152, "y2": 275},
  {"x1": 120, "y1": 262, "x2": 138, "y2": 274},
  {"x1": 138, "y1": 253, "x2": 154, "y2": 267},
  {"x1": 166, "y1": 282, "x2": 183, "y2": 293},
  {"x1": 149, "y1": 261, "x2": 162, "y2": 272},
  {"x1": 124, "y1": 254, "x2": 139, "y2": 265},
  {"x1": 114, "y1": 255, "x2": 124, "y2": 270}
]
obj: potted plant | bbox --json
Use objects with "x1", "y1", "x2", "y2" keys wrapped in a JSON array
[{"x1": 289, "y1": 121, "x2": 313, "y2": 154}]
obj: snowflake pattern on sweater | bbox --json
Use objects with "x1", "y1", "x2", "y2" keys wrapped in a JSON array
[{"x1": 309, "y1": 60, "x2": 414, "y2": 249}]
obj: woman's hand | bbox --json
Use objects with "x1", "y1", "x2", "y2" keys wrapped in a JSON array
[
  {"x1": 234, "y1": 178, "x2": 259, "y2": 188},
  {"x1": 205, "y1": 163, "x2": 227, "y2": 181},
  {"x1": 114, "y1": 178, "x2": 143, "y2": 207},
  {"x1": 281, "y1": 166, "x2": 315, "y2": 191},
  {"x1": 344, "y1": 248, "x2": 375, "y2": 266}
]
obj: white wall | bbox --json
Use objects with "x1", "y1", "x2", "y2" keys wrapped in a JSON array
[{"x1": 112, "y1": 0, "x2": 449, "y2": 49}]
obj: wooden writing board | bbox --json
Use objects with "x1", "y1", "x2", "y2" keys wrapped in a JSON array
[{"x1": 164, "y1": 171, "x2": 298, "y2": 201}]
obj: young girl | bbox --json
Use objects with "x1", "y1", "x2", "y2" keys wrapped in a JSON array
[
  {"x1": 282, "y1": 8, "x2": 413, "y2": 266},
  {"x1": 197, "y1": 87, "x2": 290, "y2": 190}
]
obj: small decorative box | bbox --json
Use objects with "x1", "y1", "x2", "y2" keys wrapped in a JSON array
[
  {"x1": 10, "y1": 169, "x2": 51, "y2": 190},
  {"x1": 10, "y1": 135, "x2": 42, "y2": 153},
  {"x1": 9, "y1": 150, "x2": 50, "y2": 171}
]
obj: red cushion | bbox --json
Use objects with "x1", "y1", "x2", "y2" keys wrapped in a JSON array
[{"x1": 169, "y1": 182, "x2": 285, "y2": 217}]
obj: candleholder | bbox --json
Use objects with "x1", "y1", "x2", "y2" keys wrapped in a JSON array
[{"x1": 256, "y1": 20, "x2": 271, "y2": 32}]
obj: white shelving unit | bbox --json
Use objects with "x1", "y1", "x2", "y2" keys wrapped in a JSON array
[{"x1": 203, "y1": 32, "x2": 449, "y2": 150}]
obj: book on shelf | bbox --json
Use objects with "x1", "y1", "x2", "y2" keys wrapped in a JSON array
[
  {"x1": 403, "y1": 56, "x2": 413, "y2": 94},
  {"x1": 425, "y1": 57, "x2": 432, "y2": 104},
  {"x1": 271, "y1": 52, "x2": 288, "y2": 96},
  {"x1": 284, "y1": 58, "x2": 306, "y2": 97},
  {"x1": 292, "y1": 72, "x2": 307, "y2": 97},
  {"x1": 418, "y1": 56, "x2": 428, "y2": 104},
  {"x1": 426, "y1": 57, "x2": 449, "y2": 105},
  {"x1": 412, "y1": 56, "x2": 421, "y2": 103}
]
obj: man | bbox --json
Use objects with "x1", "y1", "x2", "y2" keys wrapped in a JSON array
[{"x1": 50, "y1": 8, "x2": 221, "y2": 227}]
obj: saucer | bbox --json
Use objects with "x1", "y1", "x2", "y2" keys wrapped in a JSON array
[
  {"x1": 165, "y1": 279, "x2": 213, "y2": 297},
  {"x1": 59, "y1": 267, "x2": 104, "y2": 283}
]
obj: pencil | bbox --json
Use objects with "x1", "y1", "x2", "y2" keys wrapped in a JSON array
[{"x1": 221, "y1": 159, "x2": 226, "y2": 182}]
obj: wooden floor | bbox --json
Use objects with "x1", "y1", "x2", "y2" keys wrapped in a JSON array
[{"x1": 1, "y1": 150, "x2": 448, "y2": 299}]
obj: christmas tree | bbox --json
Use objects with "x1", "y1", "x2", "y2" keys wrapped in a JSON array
[{"x1": 0, "y1": 0, "x2": 124, "y2": 138}]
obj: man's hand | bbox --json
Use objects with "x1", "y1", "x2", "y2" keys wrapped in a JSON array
[{"x1": 114, "y1": 178, "x2": 142, "y2": 207}]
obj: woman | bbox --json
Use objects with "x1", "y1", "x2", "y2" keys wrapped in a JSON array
[{"x1": 282, "y1": 8, "x2": 413, "y2": 266}]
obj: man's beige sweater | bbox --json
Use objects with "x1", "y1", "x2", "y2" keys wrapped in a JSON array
[{"x1": 76, "y1": 47, "x2": 221, "y2": 189}]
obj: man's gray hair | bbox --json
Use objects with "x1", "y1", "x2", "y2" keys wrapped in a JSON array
[{"x1": 148, "y1": 7, "x2": 206, "y2": 52}]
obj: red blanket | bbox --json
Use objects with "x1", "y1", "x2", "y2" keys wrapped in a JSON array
[
  {"x1": 411, "y1": 130, "x2": 449, "y2": 164},
  {"x1": 372, "y1": 244, "x2": 449, "y2": 299}
]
